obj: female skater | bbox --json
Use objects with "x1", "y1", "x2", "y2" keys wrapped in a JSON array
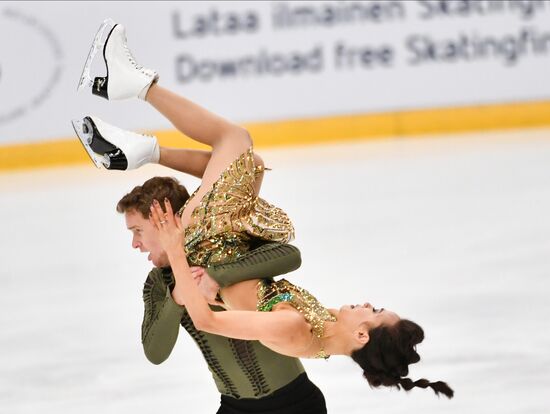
[{"x1": 75, "y1": 20, "x2": 453, "y2": 399}]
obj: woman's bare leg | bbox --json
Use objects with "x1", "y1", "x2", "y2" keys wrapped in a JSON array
[
  {"x1": 159, "y1": 148, "x2": 212, "y2": 179},
  {"x1": 159, "y1": 148, "x2": 265, "y2": 194},
  {"x1": 145, "y1": 83, "x2": 259, "y2": 224},
  {"x1": 145, "y1": 84, "x2": 250, "y2": 150}
]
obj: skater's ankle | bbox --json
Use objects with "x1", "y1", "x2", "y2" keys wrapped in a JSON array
[
  {"x1": 144, "y1": 82, "x2": 158, "y2": 102},
  {"x1": 152, "y1": 144, "x2": 161, "y2": 164}
]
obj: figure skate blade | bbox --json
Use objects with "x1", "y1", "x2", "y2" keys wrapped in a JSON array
[
  {"x1": 77, "y1": 18, "x2": 117, "y2": 91},
  {"x1": 71, "y1": 118, "x2": 108, "y2": 169}
]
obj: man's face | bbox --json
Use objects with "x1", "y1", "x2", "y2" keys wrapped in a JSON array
[{"x1": 125, "y1": 209, "x2": 169, "y2": 267}]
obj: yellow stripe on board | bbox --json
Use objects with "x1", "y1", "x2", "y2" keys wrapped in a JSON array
[{"x1": 1, "y1": 100, "x2": 549, "y2": 172}]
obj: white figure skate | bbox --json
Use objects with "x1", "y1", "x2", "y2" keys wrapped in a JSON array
[
  {"x1": 77, "y1": 19, "x2": 158, "y2": 100},
  {"x1": 71, "y1": 116, "x2": 160, "y2": 170}
]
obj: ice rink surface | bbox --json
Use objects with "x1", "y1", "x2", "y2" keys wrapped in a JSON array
[{"x1": 1, "y1": 128, "x2": 549, "y2": 413}]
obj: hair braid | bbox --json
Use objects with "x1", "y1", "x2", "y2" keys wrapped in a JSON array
[
  {"x1": 351, "y1": 319, "x2": 454, "y2": 399},
  {"x1": 399, "y1": 377, "x2": 454, "y2": 398}
]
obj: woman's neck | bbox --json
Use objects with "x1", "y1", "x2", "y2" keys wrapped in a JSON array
[{"x1": 319, "y1": 309, "x2": 357, "y2": 357}]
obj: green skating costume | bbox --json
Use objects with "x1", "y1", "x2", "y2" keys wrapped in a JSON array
[{"x1": 141, "y1": 242, "x2": 305, "y2": 399}]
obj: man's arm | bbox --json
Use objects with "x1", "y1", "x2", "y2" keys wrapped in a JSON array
[
  {"x1": 141, "y1": 268, "x2": 185, "y2": 364},
  {"x1": 207, "y1": 242, "x2": 301, "y2": 288},
  {"x1": 141, "y1": 243, "x2": 301, "y2": 364}
]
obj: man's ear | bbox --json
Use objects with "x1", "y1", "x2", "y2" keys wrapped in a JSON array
[{"x1": 353, "y1": 323, "x2": 370, "y2": 345}]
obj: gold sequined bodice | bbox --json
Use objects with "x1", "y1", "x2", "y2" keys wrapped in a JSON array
[
  {"x1": 257, "y1": 279, "x2": 337, "y2": 359},
  {"x1": 181, "y1": 147, "x2": 295, "y2": 267}
]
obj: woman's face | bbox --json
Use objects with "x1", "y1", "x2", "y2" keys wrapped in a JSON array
[{"x1": 338, "y1": 302, "x2": 400, "y2": 331}]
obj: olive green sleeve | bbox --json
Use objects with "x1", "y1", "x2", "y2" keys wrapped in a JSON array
[
  {"x1": 141, "y1": 269, "x2": 185, "y2": 365},
  {"x1": 207, "y1": 242, "x2": 302, "y2": 288}
]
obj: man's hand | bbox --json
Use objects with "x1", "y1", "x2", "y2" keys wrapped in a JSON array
[{"x1": 190, "y1": 266, "x2": 224, "y2": 307}]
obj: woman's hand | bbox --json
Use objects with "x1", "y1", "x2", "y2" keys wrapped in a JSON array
[
  {"x1": 149, "y1": 198, "x2": 184, "y2": 255},
  {"x1": 190, "y1": 266, "x2": 225, "y2": 308}
]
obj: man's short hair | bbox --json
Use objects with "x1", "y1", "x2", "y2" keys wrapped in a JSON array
[{"x1": 116, "y1": 176, "x2": 190, "y2": 218}]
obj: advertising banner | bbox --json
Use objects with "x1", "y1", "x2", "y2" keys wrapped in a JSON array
[{"x1": 0, "y1": 1, "x2": 549, "y2": 146}]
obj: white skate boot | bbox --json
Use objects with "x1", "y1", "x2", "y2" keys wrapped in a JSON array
[
  {"x1": 77, "y1": 19, "x2": 158, "y2": 100},
  {"x1": 71, "y1": 116, "x2": 160, "y2": 170}
]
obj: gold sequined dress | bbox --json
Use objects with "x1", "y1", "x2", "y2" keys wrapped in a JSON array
[
  {"x1": 180, "y1": 148, "x2": 334, "y2": 358},
  {"x1": 182, "y1": 147, "x2": 295, "y2": 267},
  {"x1": 257, "y1": 279, "x2": 337, "y2": 359}
]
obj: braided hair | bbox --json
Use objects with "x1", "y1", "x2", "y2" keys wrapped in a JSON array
[{"x1": 350, "y1": 319, "x2": 454, "y2": 398}]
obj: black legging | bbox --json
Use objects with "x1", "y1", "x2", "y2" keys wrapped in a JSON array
[{"x1": 217, "y1": 373, "x2": 327, "y2": 414}]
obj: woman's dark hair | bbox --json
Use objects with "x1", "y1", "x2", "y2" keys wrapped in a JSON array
[
  {"x1": 351, "y1": 319, "x2": 454, "y2": 399},
  {"x1": 116, "y1": 176, "x2": 190, "y2": 218}
]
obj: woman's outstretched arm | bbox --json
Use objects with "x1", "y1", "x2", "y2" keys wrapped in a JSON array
[{"x1": 150, "y1": 199, "x2": 304, "y2": 346}]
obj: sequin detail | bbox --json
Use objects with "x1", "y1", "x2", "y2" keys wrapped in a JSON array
[
  {"x1": 258, "y1": 292, "x2": 294, "y2": 312},
  {"x1": 181, "y1": 147, "x2": 295, "y2": 267},
  {"x1": 257, "y1": 279, "x2": 337, "y2": 359}
]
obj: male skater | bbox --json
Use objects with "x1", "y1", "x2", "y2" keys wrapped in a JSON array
[{"x1": 116, "y1": 179, "x2": 326, "y2": 413}]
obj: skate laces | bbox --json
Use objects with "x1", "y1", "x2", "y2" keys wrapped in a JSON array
[
  {"x1": 121, "y1": 34, "x2": 154, "y2": 76},
  {"x1": 123, "y1": 42, "x2": 143, "y2": 71}
]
